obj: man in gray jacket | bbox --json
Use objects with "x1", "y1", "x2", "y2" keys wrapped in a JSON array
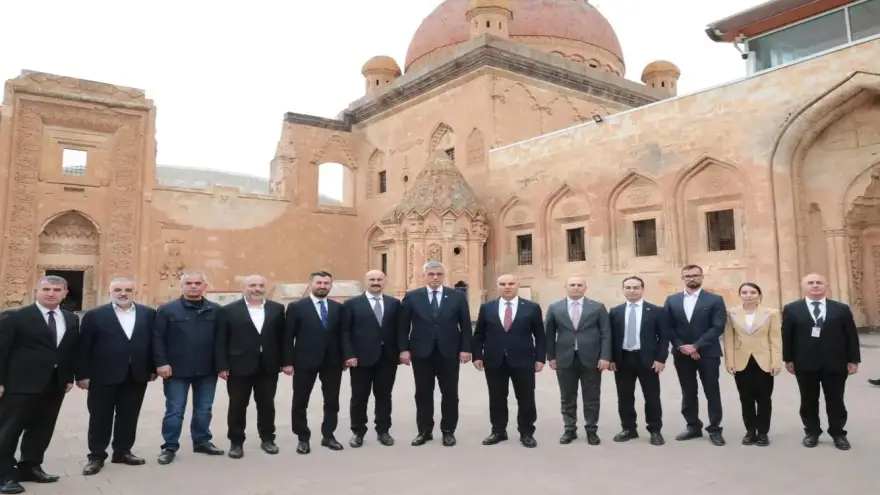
[{"x1": 545, "y1": 275, "x2": 611, "y2": 445}]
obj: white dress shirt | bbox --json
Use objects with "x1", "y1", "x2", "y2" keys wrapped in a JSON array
[
  {"x1": 426, "y1": 286, "x2": 443, "y2": 307},
  {"x1": 36, "y1": 302, "x2": 66, "y2": 346},
  {"x1": 366, "y1": 292, "x2": 384, "y2": 315},
  {"x1": 744, "y1": 312, "x2": 755, "y2": 328},
  {"x1": 498, "y1": 297, "x2": 518, "y2": 323},
  {"x1": 683, "y1": 289, "x2": 701, "y2": 322},
  {"x1": 805, "y1": 297, "x2": 826, "y2": 323},
  {"x1": 246, "y1": 300, "x2": 266, "y2": 334},
  {"x1": 113, "y1": 303, "x2": 137, "y2": 340},
  {"x1": 568, "y1": 297, "x2": 585, "y2": 351},
  {"x1": 623, "y1": 299, "x2": 643, "y2": 351}
]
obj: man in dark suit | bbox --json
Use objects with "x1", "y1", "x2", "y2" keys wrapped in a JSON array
[
  {"x1": 283, "y1": 270, "x2": 347, "y2": 454},
  {"x1": 215, "y1": 275, "x2": 285, "y2": 459},
  {"x1": 609, "y1": 276, "x2": 669, "y2": 446},
  {"x1": 545, "y1": 275, "x2": 611, "y2": 445},
  {"x1": 0, "y1": 275, "x2": 79, "y2": 494},
  {"x1": 342, "y1": 270, "x2": 401, "y2": 448},
  {"x1": 398, "y1": 261, "x2": 472, "y2": 447},
  {"x1": 782, "y1": 273, "x2": 860, "y2": 450},
  {"x1": 77, "y1": 277, "x2": 157, "y2": 476},
  {"x1": 663, "y1": 264, "x2": 727, "y2": 446},
  {"x1": 153, "y1": 271, "x2": 225, "y2": 465},
  {"x1": 472, "y1": 274, "x2": 545, "y2": 448}
]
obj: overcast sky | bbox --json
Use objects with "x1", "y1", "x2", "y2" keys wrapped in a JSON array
[{"x1": 1, "y1": 0, "x2": 764, "y2": 193}]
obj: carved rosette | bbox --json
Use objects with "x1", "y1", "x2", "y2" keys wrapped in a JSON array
[{"x1": 427, "y1": 243, "x2": 442, "y2": 262}]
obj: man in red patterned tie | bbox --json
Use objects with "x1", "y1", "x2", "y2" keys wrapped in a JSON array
[{"x1": 472, "y1": 274, "x2": 546, "y2": 448}]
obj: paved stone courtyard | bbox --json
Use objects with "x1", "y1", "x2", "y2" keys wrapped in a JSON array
[{"x1": 22, "y1": 334, "x2": 880, "y2": 494}]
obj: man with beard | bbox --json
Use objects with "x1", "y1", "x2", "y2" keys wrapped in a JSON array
[
  {"x1": 398, "y1": 261, "x2": 472, "y2": 447},
  {"x1": 782, "y1": 273, "x2": 860, "y2": 450},
  {"x1": 77, "y1": 277, "x2": 157, "y2": 476},
  {"x1": 283, "y1": 271, "x2": 347, "y2": 454},
  {"x1": 663, "y1": 264, "x2": 728, "y2": 446},
  {"x1": 0, "y1": 276, "x2": 79, "y2": 495},
  {"x1": 215, "y1": 275, "x2": 285, "y2": 458},
  {"x1": 153, "y1": 271, "x2": 225, "y2": 465},
  {"x1": 342, "y1": 270, "x2": 401, "y2": 448}
]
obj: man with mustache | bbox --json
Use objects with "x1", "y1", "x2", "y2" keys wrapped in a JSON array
[
  {"x1": 215, "y1": 275, "x2": 285, "y2": 458},
  {"x1": 342, "y1": 270, "x2": 401, "y2": 447},
  {"x1": 77, "y1": 277, "x2": 157, "y2": 476},
  {"x1": 0, "y1": 276, "x2": 79, "y2": 495},
  {"x1": 283, "y1": 271, "x2": 348, "y2": 454}
]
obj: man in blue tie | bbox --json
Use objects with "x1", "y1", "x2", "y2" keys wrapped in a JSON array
[{"x1": 282, "y1": 271, "x2": 350, "y2": 455}]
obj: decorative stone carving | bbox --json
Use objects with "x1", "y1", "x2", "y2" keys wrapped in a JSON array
[
  {"x1": 41, "y1": 212, "x2": 98, "y2": 240},
  {"x1": 408, "y1": 244, "x2": 414, "y2": 284},
  {"x1": 849, "y1": 234, "x2": 864, "y2": 311},
  {"x1": 427, "y1": 243, "x2": 443, "y2": 262},
  {"x1": 467, "y1": 128, "x2": 485, "y2": 166},
  {"x1": 701, "y1": 169, "x2": 726, "y2": 195},
  {"x1": 429, "y1": 123, "x2": 454, "y2": 152},
  {"x1": 159, "y1": 238, "x2": 186, "y2": 282},
  {"x1": 627, "y1": 187, "x2": 650, "y2": 206},
  {"x1": 872, "y1": 245, "x2": 880, "y2": 306},
  {"x1": 309, "y1": 133, "x2": 359, "y2": 169}
]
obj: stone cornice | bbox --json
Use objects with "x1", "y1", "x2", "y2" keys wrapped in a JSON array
[{"x1": 283, "y1": 112, "x2": 353, "y2": 131}]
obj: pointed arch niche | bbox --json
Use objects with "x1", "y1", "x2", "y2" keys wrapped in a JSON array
[
  {"x1": 498, "y1": 195, "x2": 537, "y2": 273},
  {"x1": 429, "y1": 123, "x2": 456, "y2": 161},
  {"x1": 310, "y1": 134, "x2": 358, "y2": 210},
  {"x1": 36, "y1": 210, "x2": 101, "y2": 310},
  {"x1": 542, "y1": 184, "x2": 591, "y2": 276},
  {"x1": 673, "y1": 156, "x2": 748, "y2": 265},
  {"x1": 606, "y1": 171, "x2": 664, "y2": 272}
]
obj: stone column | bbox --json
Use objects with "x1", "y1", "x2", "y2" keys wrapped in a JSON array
[
  {"x1": 824, "y1": 229, "x2": 851, "y2": 303},
  {"x1": 393, "y1": 235, "x2": 407, "y2": 297}
]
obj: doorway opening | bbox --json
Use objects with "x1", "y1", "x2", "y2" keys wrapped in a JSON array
[
  {"x1": 46, "y1": 269, "x2": 85, "y2": 312},
  {"x1": 454, "y1": 281, "x2": 469, "y2": 298}
]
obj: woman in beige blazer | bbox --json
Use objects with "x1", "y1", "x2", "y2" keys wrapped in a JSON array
[{"x1": 723, "y1": 282, "x2": 782, "y2": 447}]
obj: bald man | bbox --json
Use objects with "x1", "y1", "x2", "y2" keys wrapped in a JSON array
[
  {"x1": 215, "y1": 275, "x2": 286, "y2": 459},
  {"x1": 782, "y1": 273, "x2": 860, "y2": 451},
  {"x1": 341, "y1": 270, "x2": 402, "y2": 448},
  {"x1": 472, "y1": 275, "x2": 545, "y2": 448}
]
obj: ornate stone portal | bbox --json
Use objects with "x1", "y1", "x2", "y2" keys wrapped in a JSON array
[
  {"x1": 845, "y1": 168, "x2": 880, "y2": 327},
  {"x1": 35, "y1": 211, "x2": 101, "y2": 309}
]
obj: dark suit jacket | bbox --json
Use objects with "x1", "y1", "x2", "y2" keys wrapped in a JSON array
[
  {"x1": 781, "y1": 298, "x2": 860, "y2": 373},
  {"x1": 610, "y1": 300, "x2": 669, "y2": 368},
  {"x1": 282, "y1": 297, "x2": 346, "y2": 370},
  {"x1": 342, "y1": 293, "x2": 401, "y2": 367},
  {"x1": 398, "y1": 287, "x2": 472, "y2": 360},
  {"x1": 215, "y1": 299, "x2": 286, "y2": 376},
  {"x1": 545, "y1": 297, "x2": 611, "y2": 368},
  {"x1": 76, "y1": 303, "x2": 157, "y2": 385},
  {"x1": 0, "y1": 304, "x2": 79, "y2": 393},
  {"x1": 472, "y1": 298, "x2": 546, "y2": 369},
  {"x1": 663, "y1": 290, "x2": 727, "y2": 358}
]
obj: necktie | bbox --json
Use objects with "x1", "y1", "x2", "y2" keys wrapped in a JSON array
[
  {"x1": 373, "y1": 296, "x2": 383, "y2": 324},
  {"x1": 47, "y1": 310, "x2": 58, "y2": 346},
  {"x1": 625, "y1": 303, "x2": 638, "y2": 349},
  {"x1": 319, "y1": 300, "x2": 328, "y2": 328},
  {"x1": 431, "y1": 290, "x2": 440, "y2": 314},
  {"x1": 571, "y1": 301, "x2": 581, "y2": 327},
  {"x1": 503, "y1": 301, "x2": 513, "y2": 331},
  {"x1": 812, "y1": 301, "x2": 823, "y2": 326}
]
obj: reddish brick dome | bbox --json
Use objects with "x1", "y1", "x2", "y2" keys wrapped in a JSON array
[{"x1": 405, "y1": 0, "x2": 624, "y2": 71}]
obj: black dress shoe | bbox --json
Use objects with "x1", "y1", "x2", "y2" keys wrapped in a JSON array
[
  {"x1": 520, "y1": 436, "x2": 537, "y2": 448},
  {"x1": 559, "y1": 430, "x2": 578, "y2": 444},
  {"x1": 193, "y1": 442, "x2": 224, "y2": 455},
  {"x1": 481, "y1": 432, "x2": 508, "y2": 445},
  {"x1": 228, "y1": 444, "x2": 244, "y2": 459},
  {"x1": 261, "y1": 440, "x2": 279, "y2": 454},
  {"x1": 321, "y1": 437, "x2": 344, "y2": 451},
  {"x1": 18, "y1": 466, "x2": 59, "y2": 483},
  {"x1": 296, "y1": 441, "x2": 311, "y2": 454},
  {"x1": 442, "y1": 433, "x2": 456, "y2": 446},
  {"x1": 649, "y1": 432, "x2": 665, "y2": 446},
  {"x1": 157, "y1": 449, "x2": 176, "y2": 465},
  {"x1": 111, "y1": 453, "x2": 146, "y2": 465},
  {"x1": 613, "y1": 429, "x2": 639, "y2": 442},
  {"x1": 742, "y1": 433, "x2": 756, "y2": 446},
  {"x1": 709, "y1": 433, "x2": 726, "y2": 446},
  {"x1": 832, "y1": 435, "x2": 851, "y2": 451},
  {"x1": 411, "y1": 432, "x2": 433, "y2": 446},
  {"x1": 802, "y1": 434, "x2": 819, "y2": 448},
  {"x1": 675, "y1": 429, "x2": 703, "y2": 441},
  {"x1": 83, "y1": 459, "x2": 104, "y2": 475},
  {"x1": 377, "y1": 432, "x2": 395, "y2": 446},
  {"x1": 868, "y1": 378, "x2": 880, "y2": 386},
  {"x1": 350, "y1": 435, "x2": 364, "y2": 448},
  {"x1": 755, "y1": 434, "x2": 770, "y2": 447},
  {"x1": 0, "y1": 480, "x2": 24, "y2": 494},
  {"x1": 586, "y1": 432, "x2": 601, "y2": 445}
]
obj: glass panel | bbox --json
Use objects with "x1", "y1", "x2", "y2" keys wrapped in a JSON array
[
  {"x1": 850, "y1": 0, "x2": 880, "y2": 41},
  {"x1": 750, "y1": 10, "x2": 847, "y2": 71}
]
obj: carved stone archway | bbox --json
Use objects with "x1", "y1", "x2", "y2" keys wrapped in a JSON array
[
  {"x1": 844, "y1": 168, "x2": 880, "y2": 328},
  {"x1": 36, "y1": 211, "x2": 100, "y2": 310}
]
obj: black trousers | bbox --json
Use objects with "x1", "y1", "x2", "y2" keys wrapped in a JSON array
[
  {"x1": 412, "y1": 346, "x2": 460, "y2": 434},
  {"x1": 87, "y1": 371, "x2": 149, "y2": 460},
  {"x1": 227, "y1": 367, "x2": 279, "y2": 445},
  {"x1": 0, "y1": 375, "x2": 65, "y2": 480},
  {"x1": 291, "y1": 362, "x2": 343, "y2": 442},
  {"x1": 556, "y1": 352, "x2": 602, "y2": 432},
  {"x1": 349, "y1": 357, "x2": 398, "y2": 436},
  {"x1": 614, "y1": 350, "x2": 662, "y2": 433},
  {"x1": 485, "y1": 357, "x2": 537, "y2": 436},
  {"x1": 795, "y1": 368, "x2": 848, "y2": 437},
  {"x1": 673, "y1": 353, "x2": 722, "y2": 433},
  {"x1": 733, "y1": 357, "x2": 774, "y2": 435}
]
